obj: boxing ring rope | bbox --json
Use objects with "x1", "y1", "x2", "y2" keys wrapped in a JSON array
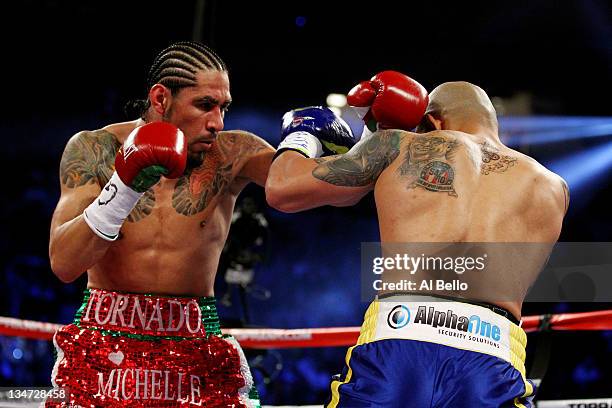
[
  {"x1": 1, "y1": 309, "x2": 611, "y2": 348},
  {"x1": 1, "y1": 310, "x2": 611, "y2": 407}
]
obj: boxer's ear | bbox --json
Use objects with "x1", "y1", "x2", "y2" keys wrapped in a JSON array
[
  {"x1": 416, "y1": 114, "x2": 442, "y2": 133},
  {"x1": 428, "y1": 114, "x2": 443, "y2": 130},
  {"x1": 148, "y1": 84, "x2": 172, "y2": 116}
]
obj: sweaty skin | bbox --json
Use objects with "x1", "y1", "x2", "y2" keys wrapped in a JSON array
[
  {"x1": 50, "y1": 70, "x2": 275, "y2": 296},
  {"x1": 266, "y1": 84, "x2": 568, "y2": 320}
]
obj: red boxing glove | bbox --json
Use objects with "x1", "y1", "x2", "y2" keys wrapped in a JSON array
[
  {"x1": 115, "y1": 122, "x2": 187, "y2": 192},
  {"x1": 347, "y1": 71, "x2": 428, "y2": 132}
]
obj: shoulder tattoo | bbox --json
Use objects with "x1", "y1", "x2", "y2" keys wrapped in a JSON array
[
  {"x1": 236, "y1": 131, "x2": 271, "y2": 155},
  {"x1": 480, "y1": 141, "x2": 518, "y2": 175},
  {"x1": 60, "y1": 130, "x2": 120, "y2": 188},
  {"x1": 219, "y1": 131, "x2": 270, "y2": 158},
  {"x1": 60, "y1": 130, "x2": 157, "y2": 222},
  {"x1": 312, "y1": 130, "x2": 402, "y2": 187},
  {"x1": 396, "y1": 135, "x2": 459, "y2": 197}
]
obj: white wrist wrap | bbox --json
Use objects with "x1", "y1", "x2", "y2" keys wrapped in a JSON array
[
  {"x1": 277, "y1": 132, "x2": 323, "y2": 158},
  {"x1": 83, "y1": 171, "x2": 144, "y2": 241}
]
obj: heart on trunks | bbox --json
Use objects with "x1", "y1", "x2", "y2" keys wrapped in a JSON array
[{"x1": 108, "y1": 350, "x2": 124, "y2": 366}]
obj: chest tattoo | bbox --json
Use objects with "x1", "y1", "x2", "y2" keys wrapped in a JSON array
[{"x1": 172, "y1": 147, "x2": 234, "y2": 216}]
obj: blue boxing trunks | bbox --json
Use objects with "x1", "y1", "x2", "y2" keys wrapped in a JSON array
[{"x1": 327, "y1": 295, "x2": 535, "y2": 408}]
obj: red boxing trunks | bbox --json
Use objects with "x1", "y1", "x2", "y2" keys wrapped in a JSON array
[{"x1": 48, "y1": 288, "x2": 260, "y2": 407}]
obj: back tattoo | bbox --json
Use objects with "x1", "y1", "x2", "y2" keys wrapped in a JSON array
[
  {"x1": 396, "y1": 135, "x2": 459, "y2": 197},
  {"x1": 480, "y1": 141, "x2": 518, "y2": 175},
  {"x1": 312, "y1": 131, "x2": 519, "y2": 198}
]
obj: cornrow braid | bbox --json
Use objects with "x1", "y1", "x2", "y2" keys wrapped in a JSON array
[
  {"x1": 126, "y1": 41, "x2": 227, "y2": 119},
  {"x1": 147, "y1": 41, "x2": 227, "y2": 92}
]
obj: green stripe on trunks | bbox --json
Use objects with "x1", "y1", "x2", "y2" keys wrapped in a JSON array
[{"x1": 249, "y1": 386, "x2": 261, "y2": 406}]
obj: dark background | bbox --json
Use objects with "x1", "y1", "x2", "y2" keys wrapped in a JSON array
[{"x1": 0, "y1": 0, "x2": 611, "y2": 405}]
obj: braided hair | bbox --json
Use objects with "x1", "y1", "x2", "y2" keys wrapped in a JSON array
[{"x1": 125, "y1": 41, "x2": 227, "y2": 118}]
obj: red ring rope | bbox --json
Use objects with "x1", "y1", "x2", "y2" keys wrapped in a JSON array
[{"x1": 1, "y1": 310, "x2": 610, "y2": 349}]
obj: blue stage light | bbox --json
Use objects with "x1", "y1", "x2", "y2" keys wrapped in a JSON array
[
  {"x1": 501, "y1": 117, "x2": 612, "y2": 147},
  {"x1": 500, "y1": 117, "x2": 612, "y2": 131},
  {"x1": 546, "y1": 141, "x2": 612, "y2": 192}
]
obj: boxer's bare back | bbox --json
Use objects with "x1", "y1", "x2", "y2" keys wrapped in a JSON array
[
  {"x1": 367, "y1": 130, "x2": 566, "y2": 318},
  {"x1": 266, "y1": 85, "x2": 568, "y2": 320}
]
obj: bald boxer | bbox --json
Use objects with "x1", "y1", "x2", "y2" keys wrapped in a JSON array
[
  {"x1": 266, "y1": 79, "x2": 568, "y2": 407},
  {"x1": 48, "y1": 41, "x2": 273, "y2": 407}
]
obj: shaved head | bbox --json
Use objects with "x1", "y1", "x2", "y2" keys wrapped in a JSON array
[{"x1": 420, "y1": 81, "x2": 498, "y2": 132}]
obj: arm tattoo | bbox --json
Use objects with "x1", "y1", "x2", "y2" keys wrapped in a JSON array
[
  {"x1": 480, "y1": 142, "x2": 518, "y2": 175},
  {"x1": 312, "y1": 131, "x2": 402, "y2": 186},
  {"x1": 396, "y1": 135, "x2": 459, "y2": 197},
  {"x1": 561, "y1": 179, "x2": 570, "y2": 214},
  {"x1": 60, "y1": 130, "x2": 120, "y2": 188}
]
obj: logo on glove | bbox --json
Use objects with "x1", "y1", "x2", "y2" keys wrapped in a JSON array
[
  {"x1": 123, "y1": 144, "x2": 138, "y2": 160},
  {"x1": 290, "y1": 116, "x2": 317, "y2": 127}
]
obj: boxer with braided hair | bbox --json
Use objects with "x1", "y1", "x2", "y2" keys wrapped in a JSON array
[
  {"x1": 48, "y1": 41, "x2": 272, "y2": 407},
  {"x1": 126, "y1": 41, "x2": 228, "y2": 119}
]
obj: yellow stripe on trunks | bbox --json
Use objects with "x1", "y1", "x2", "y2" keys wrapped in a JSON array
[{"x1": 327, "y1": 300, "x2": 380, "y2": 408}]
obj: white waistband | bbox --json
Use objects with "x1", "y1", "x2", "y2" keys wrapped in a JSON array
[{"x1": 361, "y1": 296, "x2": 526, "y2": 365}]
